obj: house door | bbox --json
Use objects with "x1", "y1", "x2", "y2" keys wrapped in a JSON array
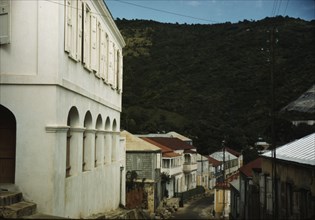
[{"x1": 0, "y1": 105, "x2": 16, "y2": 183}]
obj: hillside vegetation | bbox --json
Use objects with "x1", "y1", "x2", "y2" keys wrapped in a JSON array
[{"x1": 116, "y1": 16, "x2": 315, "y2": 155}]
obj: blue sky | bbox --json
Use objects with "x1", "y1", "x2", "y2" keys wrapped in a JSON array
[{"x1": 105, "y1": 0, "x2": 315, "y2": 24}]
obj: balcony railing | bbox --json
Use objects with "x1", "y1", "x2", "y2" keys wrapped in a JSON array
[
  {"x1": 161, "y1": 165, "x2": 183, "y2": 176},
  {"x1": 183, "y1": 163, "x2": 197, "y2": 173}
]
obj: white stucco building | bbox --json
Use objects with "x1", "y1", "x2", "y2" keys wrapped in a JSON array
[{"x1": 0, "y1": 0, "x2": 125, "y2": 218}]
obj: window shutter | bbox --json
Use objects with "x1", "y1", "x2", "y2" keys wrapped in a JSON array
[
  {"x1": 90, "y1": 14, "x2": 97, "y2": 71},
  {"x1": 266, "y1": 177, "x2": 273, "y2": 213},
  {"x1": 108, "y1": 41, "x2": 114, "y2": 86},
  {"x1": 114, "y1": 48, "x2": 118, "y2": 89},
  {"x1": 83, "y1": 3, "x2": 91, "y2": 70},
  {"x1": 0, "y1": 0, "x2": 10, "y2": 44},
  {"x1": 70, "y1": 0, "x2": 78, "y2": 60},
  {"x1": 64, "y1": 0, "x2": 72, "y2": 52},
  {"x1": 77, "y1": 0, "x2": 83, "y2": 62},
  {"x1": 104, "y1": 34, "x2": 109, "y2": 83},
  {"x1": 99, "y1": 28, "x2": 105, "y2": 79}
]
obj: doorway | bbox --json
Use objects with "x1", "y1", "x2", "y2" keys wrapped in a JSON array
[{"x1": 0, "y1": 105, "x2": 16, "y2": 183}]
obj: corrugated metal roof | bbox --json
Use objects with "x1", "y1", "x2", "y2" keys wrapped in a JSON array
[
  {"x1": 281, "y1": 84, "x2": 315, "y2": 113},
  {"x1": 262, "y1": 133, "x2": 315, "y2": 166},
  {"x1": 210, "y1": 151, "x2": 237, "y2": 161},
  {"x1": 120, "y1": 130, "x2": 161, "y2": 152}
]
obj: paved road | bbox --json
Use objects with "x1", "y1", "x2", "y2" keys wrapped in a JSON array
[{"x1": 169, "y1": 194, "x2": 214, "y2": 219}]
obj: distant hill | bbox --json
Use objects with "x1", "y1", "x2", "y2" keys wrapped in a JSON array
[{"x1": 115, "y1": 16, "x2": 315, "y2": 154}]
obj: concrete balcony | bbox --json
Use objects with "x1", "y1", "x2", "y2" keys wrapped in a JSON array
[
  {"x1": 161, "y1": 165, "x2": 183, "y2": 177},
  {"x1": 183, "y1": 163, "x2": 197, "y2": 173}
]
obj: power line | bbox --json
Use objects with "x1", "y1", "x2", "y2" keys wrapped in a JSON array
[{"x1": 113, "y1": 0, "x2": 219, "y2": 23}]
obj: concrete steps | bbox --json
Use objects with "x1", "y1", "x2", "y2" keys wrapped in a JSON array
[{"x1": 0, "y1": 189, "x2": 36, "y2": 219}]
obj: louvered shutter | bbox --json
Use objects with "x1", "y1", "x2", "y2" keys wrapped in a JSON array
[
  {"x1": 69, "y1": 0, "x2": 78, "y2": 60},
  {"x1": 77, "y1": 0, "x2": 83, "y2": 62},
  {"x1": 83, "y1": 3, "x2": 91, "y2": 70},
  {"x1": 0, "y1": 0, "x2": 10, "y2": 44},
  {"x1": 64, "y1": 0, "x2": 72, "y2": 52},
  {"x1": 90, "y1": 14, "x2": 97, "y2": 71},
  {"x1": 99, "y1": 28, "x2": 105, "y2": 79}
]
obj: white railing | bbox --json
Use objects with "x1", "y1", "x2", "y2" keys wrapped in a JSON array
[{"x1": 183, "y1": 163, "x2": 197, "y2": 173}]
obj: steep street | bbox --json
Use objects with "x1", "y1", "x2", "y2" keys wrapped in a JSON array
[{"x1": 170, "y1": 193, "x2": 215, "y2": 219}]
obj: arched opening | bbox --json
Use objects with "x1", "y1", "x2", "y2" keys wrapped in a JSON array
[
  {"x1": 66, "y1": 107, "x2": 80, "y2": 177},
  {"x1": 111, "y1": 119, "x2": 117, "y2": 162},
  {"x1": 95, "y1": 114, "x2": 103, "y2": 167},
  {"x1": 0, "y1": 105, "x2": 16, "y2": 183},
  {"x1": 83, "y1": 111, "x2": 92, "y2": 171},
  {"x1": 104, "y1": 117, "x2": 111, "y2": 164}
]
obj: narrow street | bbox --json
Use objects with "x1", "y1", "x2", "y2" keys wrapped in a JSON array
[{"x1": 169, "y1": 193, "x2": 215, "y2": 219}]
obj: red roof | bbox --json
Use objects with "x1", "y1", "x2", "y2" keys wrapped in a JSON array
[
  {"x1": 239, "y1": 158, "x2": 262, "y2": 177},
  {"x1": 163, "y1": 152, "x2": 182, "y2": 158},
  {"x1": 207, "y1": 156, "x2": 222, "y2": 167},
  {"x1": 145, "y1": 137, "x2": 195, "y2": 151},
  {"x1": 224, "y1": 147, "x2": 241, "y2": 157},
  {"x1": 141, "y1": 137, "x2": 173, "y2": 153}
]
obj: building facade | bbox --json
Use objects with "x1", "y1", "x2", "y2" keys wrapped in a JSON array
[{"x1": 0, "y1": 0, "x2": 125, "y2": 218}]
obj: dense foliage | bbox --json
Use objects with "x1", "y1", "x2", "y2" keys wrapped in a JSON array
[{"x1": 116, "y1": 16, "x2": 315, "y2": 155}]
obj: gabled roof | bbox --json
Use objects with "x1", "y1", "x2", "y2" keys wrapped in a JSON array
[
  {"x1": 120, "y1": 130, "x2": 161, "y2": 152},
  {"x1": 141, "y1": 137, "x2": 181, "y2": 158},
  {"x1": 144, "y1": 137, "x2": 195, "y2": 151},
  {"x1": 166, "y1": 131, "x2": 192, "y2": 142},
  {"x1": 224, "y1": 147, "x2": 241, "y2": 157},
  {"x1": 262, "y1": 133, "x2": 315, "y2": 166},
  {"x1": 207, "y1": 156, "x2": 222, "y2": 167},
  {"x1": 210, "y1": 150, "x2": 237, "y2": 162},
  {"x1": 239, "y1": 158, "x2": 262, "y2": 177},
  {"x1": 140, "y1": 137, "x2": 173, "y2": 153}
]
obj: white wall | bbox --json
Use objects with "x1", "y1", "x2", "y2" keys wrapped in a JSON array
[{"x1": 0, "y1": 0, "x2": 125, "y2": 218}]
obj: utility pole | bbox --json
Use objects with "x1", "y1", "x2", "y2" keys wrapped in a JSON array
[
  {"x1": 268, "y1": 26, "x2": 278, "y2": 219},
  {"x1": 222, "y1": 140, "x2": 226, "y2": 219}
]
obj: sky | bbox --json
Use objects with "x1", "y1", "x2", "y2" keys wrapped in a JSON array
[{"x1": 105, "y1": 0, "x2": 315, "y2": 24}]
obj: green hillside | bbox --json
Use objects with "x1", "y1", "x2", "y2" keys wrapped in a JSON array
[{"x1": 116, "y1": 16, "x2": 315, "y2": 155}]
